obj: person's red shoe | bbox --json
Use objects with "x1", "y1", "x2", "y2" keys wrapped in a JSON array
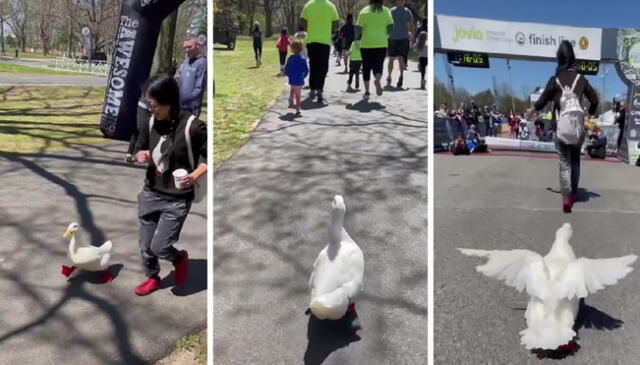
[
  {"x1": 563, "y1": 198, "x2": 572, "y2": 213},
  {"x1": 570, "y1": 193, "x2": 579, "y2": 204},
  {"x1": 102, "y1": 269, "x2": 113, "y2": 283},
  {"x1": 135, "y1": 277, "x2": 161, "y2": 296},
  {"x1": 173, "y1": 250, "x2": 189, "y2": 286}
]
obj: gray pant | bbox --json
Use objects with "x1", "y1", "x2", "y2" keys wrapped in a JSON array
[
  {"x1": 138, "y1": 188, "x2": 192, "y2": 277},
  {"x1": 555, "y1": 139, "x2": 583, "y2": 199}
]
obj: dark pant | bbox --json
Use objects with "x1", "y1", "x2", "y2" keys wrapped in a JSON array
[
  {"x1": 419, "y1": 57, "x2": 427, "y2": 80},
  {"x1": 555, "y1": 139, "x2": 583, "y2": 199},
  {"x1": 253, "y1": 43, "x2": 262, "y2": 61},
  {"x1": 348, "y1": 60, "x2": 361, "y2": 88},
  {"x1": 307, "y1": 42, "x2": 330, "y2": 91},
  {"x1": 361, "y1": 48, "x2": 386, "y2": 82},
  {"x1": 138, "y1": 188, "x2": 192, "y2": 277},
  {"x1": 617, "y1": 126, "x2": 624, "y2": 148},
  {"x1": 279, "y1": 51, "x2": 287, "y2": 67}
]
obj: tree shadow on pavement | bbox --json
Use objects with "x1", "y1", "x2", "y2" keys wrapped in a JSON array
[{"x1": 303, "y1": 311, "x2": 361, "y2": 365}]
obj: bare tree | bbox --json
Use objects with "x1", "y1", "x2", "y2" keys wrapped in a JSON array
[
  {"x1": 238, "y1": 0, "x2": 257, "y2": 35},
  {"x1": 263, "y1": 0, "x2": 280, "y2": 37},
  {"x1": 335, "y1": 0, "x2": 364, "y2": 18},
  {"x1": 281, "y1": 0, "x2": 303, "y2": 34},
  {"x1": 74, "y1": 0, "x2": 119, "y2": 52},
  {"x1": 37, "y1": 0, "x2": 55, "y2": 55},
  {"x1": 7, "y1": 0, "x2": 31, "y2": 52}
]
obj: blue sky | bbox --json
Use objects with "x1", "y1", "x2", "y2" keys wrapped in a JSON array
[{"x1": 434, "y1": 0, "x2": 640, "y2": 103}]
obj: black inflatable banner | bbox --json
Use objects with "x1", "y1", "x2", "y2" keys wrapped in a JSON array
[{"x1": 100, "y1": 0, "x2": 185, "y2": 140}]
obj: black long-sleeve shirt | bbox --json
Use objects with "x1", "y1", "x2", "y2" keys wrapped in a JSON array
[
  {"x1": 534, "y1": 68, "x2": 599, "y2": 120},
  {"x1": 135, "y1": 110, "x2": 207, "y2": 200}
]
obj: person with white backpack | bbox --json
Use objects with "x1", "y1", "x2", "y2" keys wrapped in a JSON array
[
  {"x1": 529, "y1": 40, "x2": 598, "y2": 213},
  {"x1": 133, "y1": 75, "x2": 208, "y2": 296}
]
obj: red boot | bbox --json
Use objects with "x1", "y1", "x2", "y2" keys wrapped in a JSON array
[
  {"x1": 563, "y1": 198, "x2": 572, "y2": 213},
  {"x1": 173, "y1": 250, "x2": 189, "y2": 286},
  {"x1": 61, "y1": 265, "x2": 76, "y2": 278},
  {"x1": 135, "y1": 277, "x2": 161, "y2": 296}
]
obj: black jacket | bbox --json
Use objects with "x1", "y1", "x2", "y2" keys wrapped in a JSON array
[
  {"x1": 136, "y1": 110, "x2": 207, "y2": 200},
  {"x1": 534, "y1": 68, "x2": 599, "y2": 120}
]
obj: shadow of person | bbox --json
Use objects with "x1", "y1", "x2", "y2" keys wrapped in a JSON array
[
  {"x1": 303, "y1": 310, "x2": 362, "y2": 365},
  {"x1": 545, "y1": 187, "x2": 601, "y2": 203},
  {"x1": 301, "y1": 99, "x2": 329, "y2": 111},
  {"x1": 531, "y1": 299, "x2": 623, "y2": 360},
  {"x1": 279, "y1": 113, "x2": 302, "y2": 122},
  {"x1": 346, "y1": 99, "x2": 386, "y2": 113},
  {"x1": 171, "y1": 258, "x2": 207, "y2": 296}
]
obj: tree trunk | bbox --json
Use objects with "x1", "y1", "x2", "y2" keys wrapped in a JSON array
[
  {"x1": 152, "y1": 10, "x2": 179, "y2": 76},
  {"x1": 0, "y1": 18, "x2": 4, "y2": 54},
  {"x1": 264, "y1": 0, "x2": 274, "y2": 38},
  {"x1": 67, "y1": 17, "x2": 73, "y2": 57}
]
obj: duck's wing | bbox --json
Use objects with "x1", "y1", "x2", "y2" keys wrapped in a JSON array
[
  {"x1": 97, "y1": 240, "x2": 112, "y2": 254},
  {"x1": 458, "y1": 248, "x2": 549, "y2": 300},
  {"x1": 553, "y1": 255, "x2": 637, "y2": 299}
]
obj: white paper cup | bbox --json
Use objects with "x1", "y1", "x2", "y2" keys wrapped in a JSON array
[{"x1": 172, "y1": 169, "x2": 189, "y2": 189}]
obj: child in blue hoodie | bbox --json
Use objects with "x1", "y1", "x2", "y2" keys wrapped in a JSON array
[{"x1": 285, "y1": 40, "x2": 309, "y2": 116}]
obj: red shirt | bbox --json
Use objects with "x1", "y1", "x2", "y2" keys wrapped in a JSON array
[{"x1": 276, "y1": 34, "x2": 290, "y2": 52}]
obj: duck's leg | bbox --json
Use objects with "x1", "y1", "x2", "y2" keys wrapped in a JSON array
[
  {"x1": 61, "y1": 265, "x2": 76, "y2": 278},
  {"x1": 559, "y1": 340, "x2": 580, "y2": 352},
  {"x1": 101, "y1": 269, "x2": 113, "y2": 283},
  {"x1": 347, "y1": 301, "x2": 362, "y2": 331}
]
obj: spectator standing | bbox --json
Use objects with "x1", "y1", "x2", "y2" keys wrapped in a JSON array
[{"x1": 178, "y1": 36, "x2": 207, "y2": 118}]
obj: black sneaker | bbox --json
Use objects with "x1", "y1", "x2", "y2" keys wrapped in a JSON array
[
  {"x1": 124, "y1": 154, "x2": 136, "y2": 163},
  {"x1": 363, "y1": 92, "x2": 370, "y2": 100},
  {"x1": 397, "y1": 76, "x2": 403, "y2": 88},
  {"x1": 317, "y1": 92, "x2": 323, "y2": 104}
]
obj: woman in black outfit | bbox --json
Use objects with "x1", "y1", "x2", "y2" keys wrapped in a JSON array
[
  {"x1": 530, "y1": 40, "x2": 598, "y2": 213},
  {"x1": 133, "y1": 75, "x2": 207, "y2": 296}
]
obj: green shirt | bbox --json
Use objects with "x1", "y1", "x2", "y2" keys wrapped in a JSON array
[
  {"x1": 300, "y1": 0, "x2": 339, "y2": 45},
  {"x1": 356, "y1": 5, "x2": 394, "y2": 49},
  {"x1": 349, "y1": 40, "x2": 362, "y2": 61}
]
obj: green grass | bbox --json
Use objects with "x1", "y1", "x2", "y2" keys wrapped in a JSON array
[
  {"x1": 176, "y1": 331, "x2": 207, "y2": 363},
  {"x1": 0, "y1": 86, "x2": 207, "y2": 155},
  {"x1": 214, "y1": 36, "x2": 286, "y2": 169},
  {"x1": 0, "y1": 62, "x2": 80, "y2": 76},
  {"x1": 0, "y1": 86, "x2": 107, "y2": 154}
]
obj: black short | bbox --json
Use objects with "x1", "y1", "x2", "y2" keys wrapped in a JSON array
[
  {"x1": 344, "y1": 40, "x2": 353, "y2": 52},
  {"x1": 387, "y1": 39, "x2": 410, "y2": 58}
]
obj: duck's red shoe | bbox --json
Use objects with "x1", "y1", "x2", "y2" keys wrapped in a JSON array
[
  {"x1": 173, "y1": 250, "x2": 189, "y2": 286},
  {"x1": 348, "y1": 302, "x2": 356, "y2": 312},
  {"x1": 563, "y1": 198, "x2": 572, "y2": 213},
  {"x1": 61, "y1": 265, "x2": 76, "y2": 277},
  {"x1": 570, "y1": 193, "x2": 580, "y2": 204},
  {"x1": 102, "y1": 269, "x2": 113, "y2": 283},
  {"x1": 559, "y1": 341, "x2": 580, "y2": 352},
  {"x1": 134, "y1": 277, "x2": 161, "y2": 296}
]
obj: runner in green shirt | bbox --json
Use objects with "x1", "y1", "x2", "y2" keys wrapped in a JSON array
[
  {"x1": 299, "y1": 0, "x2": 340, "y2": 103},
  {"x1": 356, "y1": 0, "x2": 394, "y2": 99}
]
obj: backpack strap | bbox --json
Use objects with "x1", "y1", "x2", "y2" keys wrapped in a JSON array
[
  {"x1": 184, "y1": 115, "x2": 197, "y2": 171},
  {"x1": 569, "y1": 73, "x2": 581, "y2": 93}
]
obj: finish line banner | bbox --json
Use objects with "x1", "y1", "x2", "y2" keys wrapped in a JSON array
[{"x1": 435, "y1": 15, "x2": 602, "y2": 61}]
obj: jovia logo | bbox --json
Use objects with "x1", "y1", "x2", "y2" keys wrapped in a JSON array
[
  {"x1": 579, "y1": 37, "x2": 589, "y2": 50},
  {"x1": 515, "y1": 32, "x2": 526, "y2": 45}
]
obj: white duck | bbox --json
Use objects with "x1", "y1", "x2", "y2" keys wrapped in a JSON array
[
  {"x1": 62, "y1": 222, "x2": 113, "y2": 283},
  {"x1": 308, "y1": 195, "x2": 364, "y2": 321},
  {"x1": 459, "y1": 223, "x2": 636, "y2": 350}
]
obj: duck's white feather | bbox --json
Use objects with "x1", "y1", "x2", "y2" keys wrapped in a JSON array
[{"x1": 459, "y1": 223, "x2": 636, "y2": 350}]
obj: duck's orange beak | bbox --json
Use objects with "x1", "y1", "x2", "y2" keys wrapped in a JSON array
[{"x1": 63, "y1": 230, "x2": 72, "y2": 239}]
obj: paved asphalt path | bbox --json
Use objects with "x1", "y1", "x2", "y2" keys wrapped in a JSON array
[
  {"x1": 0, "y1": 72, "x2": 107, "y2": 87},
  {"x1": 0, "y1": 141, "x2": 207, "y2": 364},
  {"x1": 435, "y1": 153, "x2": 640, "y2": 364},
  {"x1": 214, "y1": 60, "x2": 428, "y2": 364}
]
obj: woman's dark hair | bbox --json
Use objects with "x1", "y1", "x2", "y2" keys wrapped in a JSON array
[
  {"x1": 555, "y1": 40, "x2": 576, "y2": 76},
  {"x1": 347, "y1": 13, "x2": 353, "y2": 22},
  {"x1": 145, "y1": 74, "x2": 181, "y2": 120},
  {"x1": 281, "y1": 28, "x2": 287, "y2": 35},
  {"x1": 370, "y1": 0, "x2": 383, "y2": 11}
]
